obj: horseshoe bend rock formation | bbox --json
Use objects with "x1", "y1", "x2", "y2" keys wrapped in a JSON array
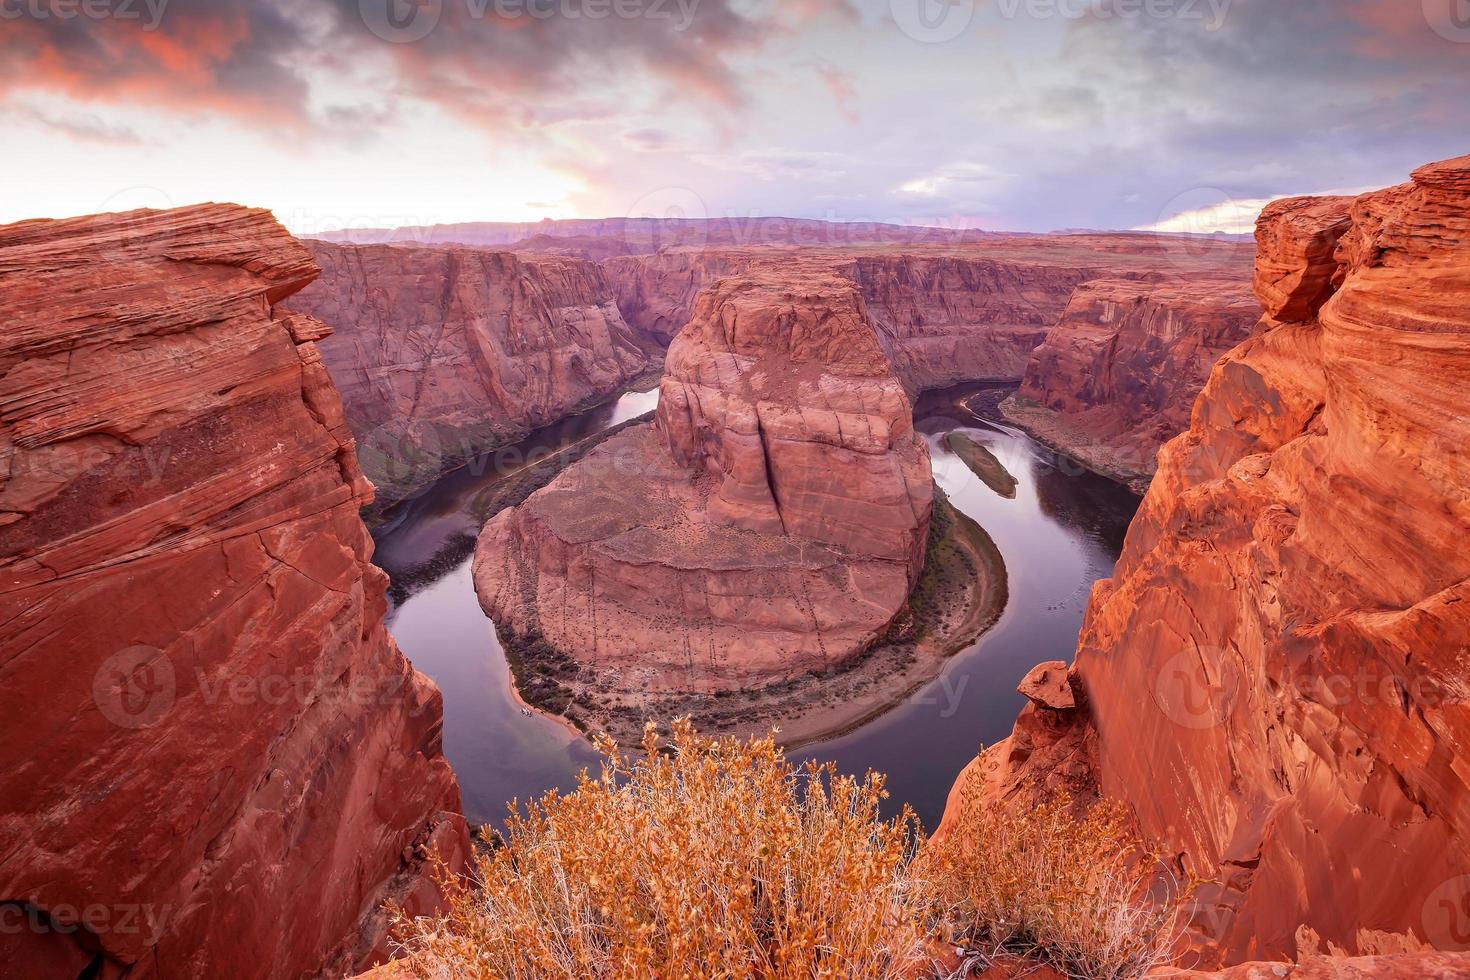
[
  {"x1": 473, "y1": 269, "x2": 932, "y2": 698},
  {"x1": 281, "y1": 240, "x2": 648, "y2": 513},
  {"x1": 1001, "y1": 275, "x2": 1262, "y2": 492},
  {"x1": 0, "y1": 206, "x2": 467, "y2": 978},
  {"x1": 940, "y1": 155, "x2": 1470, "y2": 964}
]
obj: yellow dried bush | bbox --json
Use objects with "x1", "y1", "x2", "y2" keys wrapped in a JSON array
[
  {"x1": 917, "y1": 778, "x2": 1194, "y2": 980},
  {"x1": 391, "y1": 719, "x2": 926, "y2": 979}
]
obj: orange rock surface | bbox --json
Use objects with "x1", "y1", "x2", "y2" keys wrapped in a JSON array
[
  {"x1": 0, "y1": 206, "x2": 466, "y2": 978},
  {"x1": 282, "y1": 241, "x2": 648, "y2": 509},
  {"x1": 474, "y1": 268, "x2": 932, "y2": 693},
  {"x1": 940, "y1": 155, "x2": 1470, "y2": 965},
  {"x1": 1004, "y1": 276, "x2": 1262, "y2": 491}
]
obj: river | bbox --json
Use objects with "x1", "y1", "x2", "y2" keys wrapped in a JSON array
[{"x1": 373, "y1": 383, "x2": 1139, "y2": 830}]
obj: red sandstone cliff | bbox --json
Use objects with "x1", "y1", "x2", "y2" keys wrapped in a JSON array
[
  {"x1": 0, "y1": 206, "x2": 467, "y2": 978},
  {"x1": 473, "y1": 268, "x2": 932, "y2": 697},
  {"x1": 604, "y1": 248, "x2": 1093, "y2": 379},
  {"x1": 603, "y1": 239, "x2": 1252, "y2": 398},
  {"x1": 844, "y1": 253, "x2": 1100, "y2": 390},
  {"x1": 282, "y1": 241, "x2": 648, "y2": 512},
  {"x1": 940, "y1": 155, "x2": 1470, "y2": 965},
  {"x1": 1002, "y1": 276, "x2": 1262, "y2": 491},
  {"x1": 604, "y1": 248, "x2": 764, "y2": 344}
]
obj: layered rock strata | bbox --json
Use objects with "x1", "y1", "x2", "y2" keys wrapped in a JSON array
[
  {"x1": 0, "y1": 205, "x2": 466, "y2": 978},
  {"x1": 282, "y1": 241, "x2": 648, "y2": 511},
  {"x1": 845, "y1": 254, "x2": 1100, "y2": 390},
  {"x1": 603, "y1": 238, "x2": 1253, "y2": 399},
  {"x1": 474, "y1": 269, "x2": 932, "y2": 698},
  {"x1": 940, "y1": 156, "x2": 1470, "y2": 965},
  {"x1": 1003, "y1": 276, "x2": 1262, "y2": 491}
]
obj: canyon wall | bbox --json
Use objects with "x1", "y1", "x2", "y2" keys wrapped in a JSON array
[
  {"x1": 282, "y1": 241, "x2": 648, "y2": 512},
  {"x1": 603, "y1": 248, "x2": 762, "y2": 344},
  {"x1": 0, "y1": 206, "x2": 467, "y2": 978},
  {"x1": 944, "y1": 155, "x2": 1470, "y2": 965},
  {"x1": 844, "y1": 254, "x2": 1100, "y2": 390},
  {"x1": 603, "y1": 240, "x2": 1252, "y2": 401},
  {"x1": 474, "y1": 268, "x2": 932, "y2": 696},
  {"x1": 603, "y1": 248, "x2": 1095, "y2": 379},
  {"x1": 1002, "y1": 276, "x2": 1262, "y2": 491}
]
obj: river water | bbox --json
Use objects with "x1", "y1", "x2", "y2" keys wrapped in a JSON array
[{"x1": 374, "y1": 383, "x2": 1139, "y2": 830}]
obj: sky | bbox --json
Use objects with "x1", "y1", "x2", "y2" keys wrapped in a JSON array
[{"x1": 3, "y1": 0, "x2": 1468, "y2": 234}]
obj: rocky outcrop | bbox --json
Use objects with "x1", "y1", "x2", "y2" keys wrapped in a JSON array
[
  {"x1": 282, "y1": 241, "x2": 648, "y2": 512},
  {"x1": 1002, "y1": 276, "x2": 1262, "y2": 491},
  {"x1": 474, "y1": 268, "x2": 932, "y2": 697},
  {"x1": 0, "y1": 206, "x2": 467, "y2": 978},
  {"x1": 939, "y1": 155, "x2": 1470, "y2": 965}
]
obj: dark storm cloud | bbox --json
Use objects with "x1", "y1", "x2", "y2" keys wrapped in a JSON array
[{"x1": 0, "y1": 0, "x2": 855, "y2": 133}]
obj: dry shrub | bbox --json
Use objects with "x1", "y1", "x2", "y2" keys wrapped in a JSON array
[
  {"x1": 918, "y1": 780, "x2": 1194, "y2": 980},
  {"x1": 392, "y1": 719, "x2": 926, "y2": 979}
]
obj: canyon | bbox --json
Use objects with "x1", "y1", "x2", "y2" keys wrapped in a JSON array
[
  {"x1": 1002, "y1": 274, "x2": 1263, "y2": 492},
  {"x1": 280, "y1": 226, "x2": 1256, "y2": 531},
  {"x1": 471, "y1": 267, "x2": 942, "y2": 739},
  {"x1": 0, "y1": 206, "x2": 466, "y2": 978},
  {"x1": 280, "y1": 241, "x2": 650, "y2": 515},
  {"x1": 602, "y1": 235, "x2": 1255, "y2": 398},
  {"x1": 943, "y1": 155, "x2": 1470, "y2": 966},
  {"x1": 6, "y1": 155, "x2": 1464, "y2": 980}
]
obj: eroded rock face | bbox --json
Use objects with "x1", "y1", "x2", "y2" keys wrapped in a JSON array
[
  {"x1": 845, "y1": 254, "x2": 1099, "y2": 390},
  {"x1": 474, "y1": 269, "x2": 932, "y2": 694},
  {"x1": 603, "y1": 239, "x2": 1253, "y2": 400},
  {"x1": 1003, "y1": 276, "x2": 1262, "y2": 491},
  {"x1": 942, "y1": 155, "x2": 1470, "y2": 965},
  {"x1": 0, "y1": 206, "x2": 467, "y2": 978},
  {"x1": 603, "y1": 249, "x2": 762, "y2": 345},
  {"x1": 282, "y1": 241, "x2": 648, "y2": 511}
]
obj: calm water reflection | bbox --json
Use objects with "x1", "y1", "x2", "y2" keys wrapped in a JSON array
[
  {"x1": 793, "y1": 385, "x2": 1138, "y2": 825},
  {"x1": 375, "y1": 383, "x2": 1138, "y2": 829}
]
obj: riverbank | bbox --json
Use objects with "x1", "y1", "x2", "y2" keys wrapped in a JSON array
[
  {"x1": 990, "y1": 393, "x2": 1153, "y2": 495},
  {"x1": 366, "y1": 358, "x2": 667, "y2": 527}
]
